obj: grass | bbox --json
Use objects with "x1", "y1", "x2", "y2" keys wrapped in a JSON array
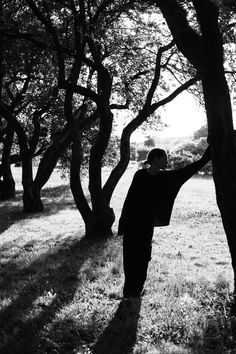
[{"x1": 0, "y1": 165, "x2": 236, "y2": 353}]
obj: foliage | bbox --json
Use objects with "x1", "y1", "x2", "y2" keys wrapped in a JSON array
[
  {"x1": 144, "y1": 136, "x2": 155, "y2": 148},
  {"x1": 103, "y1": 135, "x2": 120, "y2": 167},
  {"x1": 168, "y1": 150, "x2": 196, "y2": 170},
  {"x1": 1, "y1": 10, "x2": 61, "y2": 160},
  {"x1": 130, "y1": 143, "x2": 137, "y2": 161},
  {"x1": 169, "y1": 125, "x2": 212, "y2": 174},
  {"x1": 59, "y1": 131, "x2": 120, "y2": 178},
  {"x1": 193, "y1": 124, "x2": 208, "y2": 140},
  {"x1": 137, "y1": 148, "x2": 149, "y2": 162}
]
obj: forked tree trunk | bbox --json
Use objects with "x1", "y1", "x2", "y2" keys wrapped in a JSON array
[
  {"x1": 68, "y1": 120, "x2": 116, "y2": 238},
  {"x1": 21, "y1": 125, "x2": 72, "y2": 212}
]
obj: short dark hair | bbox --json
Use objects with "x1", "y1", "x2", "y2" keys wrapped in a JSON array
[{"x1": 144, "y1": 148, "x2": 167, "y2": 165}]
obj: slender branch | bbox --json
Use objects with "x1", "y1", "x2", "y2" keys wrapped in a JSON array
[
  {"x1": 65, "y1": 83, "x2": 101, "y2": 104},
  {"x1": 29, "y1": 101, "x2": 52, "y2": 154},
  {"x1": 150, "y1": 75, "x2": 199, "y2": 113},
  {"x1": 145, "y1": 40, "x2": 175, "y2": 107}
]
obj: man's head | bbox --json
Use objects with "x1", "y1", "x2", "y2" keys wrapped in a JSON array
[{"x1": 144, "y1": 148, "x2": 167, "y2": 170}]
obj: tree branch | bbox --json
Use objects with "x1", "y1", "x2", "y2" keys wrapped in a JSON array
[{"x1": 150, "y1": 75, "x2": 199, "y2": 113}]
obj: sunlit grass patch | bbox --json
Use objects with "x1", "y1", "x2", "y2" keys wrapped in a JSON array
[
  {"x1": 136, "y1": 275, "x2": 236, "y2": 353},
  {"x1": 1, "y1": 168, "x2": 236, "y2": 353}
]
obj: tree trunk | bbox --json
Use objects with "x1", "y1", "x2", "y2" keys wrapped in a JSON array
[
  {"x1": 88, "y1": 105, "x2": 115, "y2": 238},
  {"x1": 86, "y1": 62, "x2": 115, "y2": 238},
  {"x1": 86, "y1": 207, "x2": 115, "y2": 239},
  {"x1": 201, "y1": 47, "x2": 236, "y2": 294},
  {"x1": 34, "y1": 125, "x2": 71, "y2": 190},
  {"x1": 69, "y1": 125, "x2": 94, "y2": 236},
  {"x1": 193, "y1": 0, "x2": 236, "y2": 299},
  {"x1": 22, "y1": 157, "x2": 44, "y2": 212},
  {"x1": 22, "y1": 125, "x2": 71, "y2": 212},
  {"x1": 0, "y1": 125, "x2": 15, "y2": 199}
]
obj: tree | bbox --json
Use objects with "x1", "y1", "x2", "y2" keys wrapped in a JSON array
[
  {"x1": 102, "y1": 5, "x2": 199, "y2": 207},
  {"x1": 193, "y1": 124, "x2": 208, "y2": 140},
  {"x1": 0, "y1": 27, "x2": 61, "y2": 210},
  {"x1": 130, "y1": 143, "x2": 137, "y2": 161},
  {"x1": 144, "y1": 136, "x2": 155, "y2": 148},
  {"x1": 14, "y1": 0, "x2": 199, "y2": 238},
  {"x1": 155, "y1": 0, "x2": 236, "y2": 306},
  {"x1": 0, "y1": 1, "x2": 76, "y2": 210},
  {"x1": 2, "y1": 1, "x2": 209, "y2": 238}
]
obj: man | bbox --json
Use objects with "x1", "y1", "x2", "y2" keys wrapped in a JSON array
[{"x1": 118, "y1": 145, "x2": 211, "y2": 298}]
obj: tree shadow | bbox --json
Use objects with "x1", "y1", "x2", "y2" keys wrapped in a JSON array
[
  {"x1": 92, "y1": 297, "x2": 141, "y2": 354},
  {"x1": 0, "y1": 192, "x2": 26, "y2": 235},
  {"x1": 195, "y1": 310, "x2": 236, "y2": 352},
  {"x1": 0, "y1": 235, "x2": 108, "y2": 353},
  {"x1": 0, "y1": 184, "x2": 78, "y2": 235}
]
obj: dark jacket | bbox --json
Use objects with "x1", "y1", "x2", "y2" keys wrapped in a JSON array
[{"x1": 118, "y1": 146, "x2": 211, "y2": 235}]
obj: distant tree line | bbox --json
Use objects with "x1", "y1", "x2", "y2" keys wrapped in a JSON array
[
  {"x1": 168, "y1": 125, "x2": 212, "y2": 175},
  {"x1": 133, "y1": 125, "x2": 211, "y2": 174}
]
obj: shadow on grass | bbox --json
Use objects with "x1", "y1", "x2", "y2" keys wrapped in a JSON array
[
  {"x1": 0, "y1": 236, "x2": 107, "y2": 354},
  {"x1": 0, "y1": 184, "x2": 77, "y2": 235},
  {"x1": 92, "y1": 298, "x2": 141, "y2": 354}
]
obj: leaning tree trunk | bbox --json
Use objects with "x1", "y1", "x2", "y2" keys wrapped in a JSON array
[
  {"x1": 0, "y1": 125, "x2": 15, "y2": 199},
  {"x1": 32, "y1": 124, "x2": 72, "y2": 207},
  {"x1": 22, "y1": 128, "x2": 72, "y2": 213},
  {"x1": 70, "y1": 125, "x2": 94, "y2": 236},
  {"x1": 88, "y1": 105, "x2": 115, "y2": 238}
]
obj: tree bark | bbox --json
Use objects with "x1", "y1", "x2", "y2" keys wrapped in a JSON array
[
  {"x1": 87, "y1": 53, "x2": 115, "y2": 238},
  {"x1": 0, "y1": 125, "x2": 15, "y2": 199},
  {"x1": 70, "y1": 124, "x2": 93, "y2": 236},
  {"x1": 194, "y1": 0, "x2": 236, "y2": 296},
  {"x1": 88, "y1": 106, "x2": 115, "y2": 238},
  {"x1": 22, "y1": 155, "x2": 44, "y2": 212},
  {"x1": 34, "y1": 125, "x2": 71, "y2": 190}
]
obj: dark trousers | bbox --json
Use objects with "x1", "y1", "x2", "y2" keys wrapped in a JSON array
[{"x1": 123, "y1": 226, "x2": 154, "y2": 297}]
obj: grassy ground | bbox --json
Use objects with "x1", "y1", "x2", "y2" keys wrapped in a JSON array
[{"x1": 0, "y1": 165, "x2": 236, "y2": 353}]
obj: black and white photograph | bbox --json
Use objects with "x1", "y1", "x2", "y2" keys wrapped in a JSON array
[{"x1": 0, "y1": 1, "x2": 236, "y2": 353}]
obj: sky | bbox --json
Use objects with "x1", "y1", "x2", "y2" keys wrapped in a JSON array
[
  {"x1": 152, "y1": 93, "x2": 206, "y2": 138},
  {"x1": 130, "y1": 92, "x2": 206, "y2": 143},
  {"x1": 131, "y1": 92, "x2": 236, "y2": 142},
  {"x1": 115, "y1": 91, "x2": 236, "y2": 143}
]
